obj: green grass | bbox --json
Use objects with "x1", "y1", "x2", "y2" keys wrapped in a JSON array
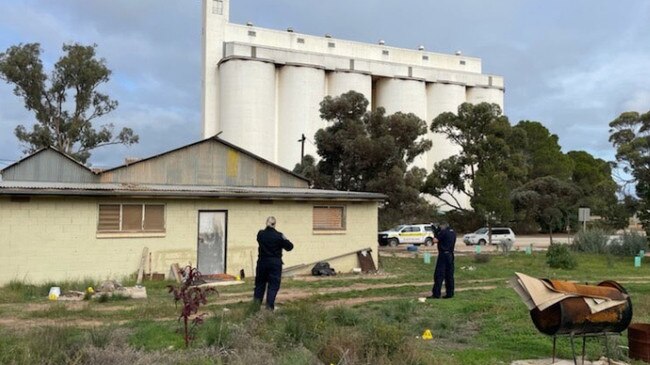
[
  {"x1": 127, "y1": 320, "x2": 186, "y2": 350},
  {"x1": 1, "y1": 252, "x2": 649, "y2": 364}
]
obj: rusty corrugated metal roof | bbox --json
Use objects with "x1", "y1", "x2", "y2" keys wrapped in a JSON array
[
  {"x1": 0, "y1": 147, "x2": 94, "y2": 174},
  {"x1": 0, "y1": 181, "x2": 386, "y2": 201}
]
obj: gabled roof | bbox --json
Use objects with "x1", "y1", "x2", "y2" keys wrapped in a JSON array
[
  {"x1": 0, "y1": 147, "x2": 93, "y2": 174},
  {"x1": 101, "y1": 135, "x2": 309, "y2": 183}
]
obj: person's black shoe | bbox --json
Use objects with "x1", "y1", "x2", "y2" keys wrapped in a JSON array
[
  {"x1": 425, "y1": 295, "x2": 441, "y2": 300},
  {"x1": 442, "y1": 295, "x2": 453, "y2": 299}
]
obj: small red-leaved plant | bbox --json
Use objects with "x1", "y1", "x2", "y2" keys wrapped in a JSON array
[{"x1": 167, "y1": 265, "x2": 217, "y2": 347}]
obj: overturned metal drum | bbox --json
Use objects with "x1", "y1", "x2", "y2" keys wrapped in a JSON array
[{"x1": 530, "y1": 280, "x2": 632, "y2": 336}]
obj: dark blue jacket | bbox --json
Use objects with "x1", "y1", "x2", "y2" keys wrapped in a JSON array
[
  {"x1": 437, "y1": 227, "x2": 456, "y2": 252},
  {"x1": 257, "y1": 226, "x2": 294, "y2": 261}
]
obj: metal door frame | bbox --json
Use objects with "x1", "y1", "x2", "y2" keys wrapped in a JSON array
[{"x1": 196, "y1": 210, "x2": 228, "y2": 274}]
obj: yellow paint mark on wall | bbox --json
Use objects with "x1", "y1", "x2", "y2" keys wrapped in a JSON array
[{"x1": 227, "y1": 150, "x2": 239, "y2": 177}]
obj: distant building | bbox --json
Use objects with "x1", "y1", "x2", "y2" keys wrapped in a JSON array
[
  {"x1": 201, "y1": 0, "x2": 504, "y2": 174},
  {"x1": 0, "y1": 137, "x2": 383, "y2": 285}
]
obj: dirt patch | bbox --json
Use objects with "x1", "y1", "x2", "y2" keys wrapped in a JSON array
[
  {"x1": 212, "y1": 284, "x2": 500, "y2": 307},
  {"x1": 414, "y1": 285, "x2": 498, "y2": 298},
  {"x1": 24, "y1": 301, "x2": 88, "y2": 312},
  {"x1": 289, "y1": 273, "x2": 397, "y2": 282},
  {"x1": 0, "y1": 317, "x2": 114, "y2": 330}
]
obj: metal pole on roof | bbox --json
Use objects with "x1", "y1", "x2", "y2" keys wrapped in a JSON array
[{"x1": 298, "y1": 133, "x2": 306, "y2": 164}]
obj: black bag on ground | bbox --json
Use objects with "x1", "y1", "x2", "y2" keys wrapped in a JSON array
[{"x1": 311, "y1": 261, "x2": 336, "y2": 276}]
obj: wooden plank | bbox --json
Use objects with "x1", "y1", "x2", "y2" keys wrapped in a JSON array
[
  {"x1": 148, "y1": 252, "x2": 153, "y2": 280},
  {"x1": 136, "y1": 247, "x2": 149, "y2": 285},
  {"x1": 171, "y1": 263, "x2": 182, "y2": 283},
  {"x1": 357, "y1": 249, "x2": 377, "y2": 273}
]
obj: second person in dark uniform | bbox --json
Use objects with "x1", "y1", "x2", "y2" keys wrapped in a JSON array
[
  {"x1": 253, "y1": 216, "x2": 294, "y2": 310},
  {"x1": 429, "y1": 222, "x2": 456, "y2": 299}
]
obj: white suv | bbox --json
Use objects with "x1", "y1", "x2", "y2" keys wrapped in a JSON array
[
  {"x1": 378, "y1": 224, "x2": 435, "y2": 247},
  {"x1": 463, "y1": 227, "x2": 516, "y2": 246}
]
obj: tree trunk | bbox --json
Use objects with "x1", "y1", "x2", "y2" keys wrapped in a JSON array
[
  {"x1": 488, "y1": 221, "x2": 493, "y2": 245},
  {"x1": 184, "y1": 316, "x2": 189, "y2": 348}
]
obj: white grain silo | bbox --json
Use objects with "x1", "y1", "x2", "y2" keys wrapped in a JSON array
[
  {"x1": 425, "y1": 82, "x2": 467, "y2": 166},
  {"x1": 219, "y1": 60, "x2": 277, "y2": 161},
  {"x1": 327, "y1": 71, "x2": 373, "y2": 103},
  {"x1": 426, "y1": 82, "x2": 471, "y2": 209},
  {"x1": 466, "y1": 86, "x2": 504, "y2": 110},
  {"x1": 202, "y1": 0, "x2": 505, "y2": 210},
  {"x1": 277, "y1": 65, "x2": 326, "y2": 167},
  {"x1": 374, "y1": 77, "x2": 428, "y2": 168}
]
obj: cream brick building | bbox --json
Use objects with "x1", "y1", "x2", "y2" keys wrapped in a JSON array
[{"x1": 0, "y1": 137, "x2": 383, "y2": 285}]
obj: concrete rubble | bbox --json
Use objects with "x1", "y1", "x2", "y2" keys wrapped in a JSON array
[{"x1": 94, "y1": 280, "x2": 147, "y2": 299}]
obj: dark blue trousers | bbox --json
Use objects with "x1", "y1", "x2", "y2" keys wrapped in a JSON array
[
  {"x1": 432, "y1": 252, "x2": 455, "y2": 298},
  {"x1": 253, "y1": 258, "x2": 282, "y2": 309}
]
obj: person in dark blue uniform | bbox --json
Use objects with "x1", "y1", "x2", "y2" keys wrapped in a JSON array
[
  {"x1": 253, "y1": 216, "x2": 294, "y2": 310},
  {"x1": 429, "y1": 222, "x2": 456, "y2": 299}
]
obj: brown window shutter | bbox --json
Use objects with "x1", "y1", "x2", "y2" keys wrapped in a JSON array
[
  {"x1": 122, "y1": 205, "x2": 143, "y2": 231},
  {"x1": 313, "y1": 206, "x2": 345, "y2": 230},
  {"x1": 144, "y1": 205, "x2": 165, "y2": 231},
  {"x1": 98, "y1": 204, "x2": 120, "y2": 232}
]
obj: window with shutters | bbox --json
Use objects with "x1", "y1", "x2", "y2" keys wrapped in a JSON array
[
  {"x1": 97, "y1": 204, "x2": 165, "y2": 233},
  {"x1": 313, "y1": 206, "x2": 346, "y2": 231}
]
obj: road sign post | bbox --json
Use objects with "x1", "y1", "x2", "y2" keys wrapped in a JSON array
[{"x1": 578, "y1": 208, "x2": 590, "y2": 231}]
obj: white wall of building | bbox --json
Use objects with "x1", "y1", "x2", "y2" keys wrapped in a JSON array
[{"x1": 201, "y1": 0, "x2": 229, "y2": 138}]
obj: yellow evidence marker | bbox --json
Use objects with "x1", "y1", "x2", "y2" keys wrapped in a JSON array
[{"x1": 422, "y1": 329, "x2": 433, "y2": 340}]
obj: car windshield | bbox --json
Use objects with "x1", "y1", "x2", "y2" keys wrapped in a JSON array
[
  {"x1": 474, "y1": 228, "x2": 489, "y2": 234},
  {"x1": 388, "y1": 225, "x2": 405, "y2": 232}
]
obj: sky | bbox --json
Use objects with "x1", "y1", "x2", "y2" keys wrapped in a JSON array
[{"x1": 0, "y1": 0, "x2": 649, "y2": 170}]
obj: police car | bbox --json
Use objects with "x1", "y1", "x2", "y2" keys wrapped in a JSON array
[{"x1": 378, "y1": 224, "x2": 435, "y2": 247}]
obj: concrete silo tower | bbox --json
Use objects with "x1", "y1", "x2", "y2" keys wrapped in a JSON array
[{"x1": 201, "y1": 0, "x2": 504, "y2": 209}]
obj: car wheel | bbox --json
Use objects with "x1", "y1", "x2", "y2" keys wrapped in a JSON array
[
  {"x1": 478, "y1": 239, "x2": 487, "y2": 245},
  {"x1": 424, "y1": 238, "x2": 433, "y2": 247},
  {"x1": 388, "y1": 238, "x2": 399, "y2": 247}
]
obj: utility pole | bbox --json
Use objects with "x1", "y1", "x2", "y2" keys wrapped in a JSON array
[{"x1": 298, "y1": 133, "x2": 306, "y2": 164}]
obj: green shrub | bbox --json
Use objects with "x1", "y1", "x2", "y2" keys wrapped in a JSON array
[
  {"x1": 328, "y1": 305, "x2": 360, "y2": 327},
  {"x1": 608, "y1": 232, "x2": 648, "y2": 256},
  {"x1": 316, "y1": 326, "x2": 364, "y2": 364},
  {"x1": 546, "y1": 243, "x2": 577, "y2": 269},
  {"x1": 571, "y1": 228, "x2": 610, "y2": 254},
  {"x1": 27, "y1": 326, "x2": 86, "y2": 364},
  {"x1": 128, "y1": 320, "x2": 185, "y2": 350},
  {"x1": 201, "y1": 313, "x2": 233, "y2": 348},
  {"x1": 87, "y1": 326, "x2": 112, "y2": 349},
  {"x1": 276, "y1": 303, "x2": 328, "y2": 346},
  {"x1": 363, "y1": 321, "x2": 406, "y2": 356}
]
